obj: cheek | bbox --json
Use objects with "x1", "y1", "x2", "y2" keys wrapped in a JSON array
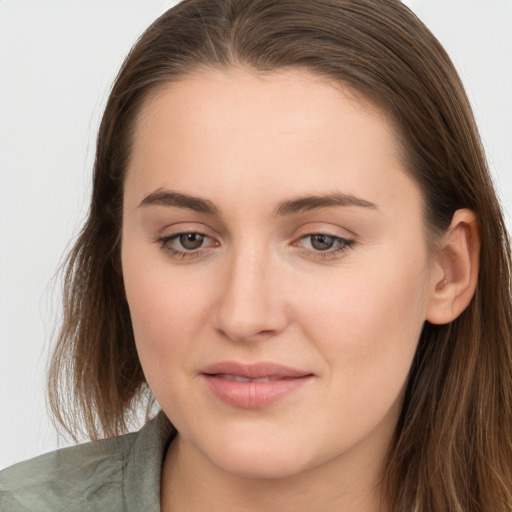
[
  {"x1": 295, "y1": 251, "x2": 429, "y2": 399},
  {"x1": 122, "y1": 251, "x2": 212, "y2": 379},
  {"x1": 123, "y1": 266, "x2": 216, "y2": 424}
]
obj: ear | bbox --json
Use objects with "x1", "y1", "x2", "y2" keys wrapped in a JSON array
[{"x1": 426, "y1": 209, "x2": 480, "y2": 325}]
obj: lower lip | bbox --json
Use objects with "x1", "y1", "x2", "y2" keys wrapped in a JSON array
[{"x1": 202, "y1": 374, "x2": 313, "y2": 408}]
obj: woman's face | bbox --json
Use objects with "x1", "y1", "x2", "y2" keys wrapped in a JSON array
[{"x1": 122, "y1": 68, "x2": 436, "y2": 479}]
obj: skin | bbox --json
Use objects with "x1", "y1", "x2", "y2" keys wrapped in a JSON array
[{"x1": 121, "y1": 67, "x2": 479, "y2": 512}]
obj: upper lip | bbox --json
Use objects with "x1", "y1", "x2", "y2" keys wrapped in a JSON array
[{"x1": 201, "y1": 361, "x2": 312, "y2": 379}]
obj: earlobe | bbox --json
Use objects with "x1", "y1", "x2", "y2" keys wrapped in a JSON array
[{"x1": 426, "y1": 209, "x2": 480, "y2": 325}]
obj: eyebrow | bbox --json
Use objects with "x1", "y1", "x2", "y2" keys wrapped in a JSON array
[
  {"x1": 274, "y1": 193, "x2": 378, "y2": 216},
  {"x1": 139, "y1": 190, "x2": 220, "y2": 215},
  {"x1": 139, "y1": 189, "x2": 377, "y2": 216}
]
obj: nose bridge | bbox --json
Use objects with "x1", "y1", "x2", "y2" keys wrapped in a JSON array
[{"x1": 214, "y1": 239, "x2": 287, "y2": 342}]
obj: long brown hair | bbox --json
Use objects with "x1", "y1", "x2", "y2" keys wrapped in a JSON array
[{"x1": 48, "y1": 0, "x2": 512, "y2": 509}]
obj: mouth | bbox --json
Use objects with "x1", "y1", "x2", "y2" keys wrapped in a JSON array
[
  {"x1": 214, "y1": 374, "x2": 296, "y2": 383},
  {"x1": 200, "y1": 361, "x2": 314, "y2": 408}
]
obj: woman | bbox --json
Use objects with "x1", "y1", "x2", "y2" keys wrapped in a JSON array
[{"x1": 1, "y1": 0, "x2": 511, "y2": 510}]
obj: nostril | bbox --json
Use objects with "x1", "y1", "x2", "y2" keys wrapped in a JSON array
[{"x1": 215, "y1": 325, "x2": 278, "y2": 343}]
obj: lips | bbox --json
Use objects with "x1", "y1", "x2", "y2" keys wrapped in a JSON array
[
  {"x1": 200, "y1": 361, "x2": 313, "y2": 408},
  {"x1": 216, "y1": 374, "x2": 287, "y2": 383}
]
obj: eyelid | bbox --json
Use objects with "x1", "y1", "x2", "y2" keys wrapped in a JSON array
[
  {"x1": 291, "y1": 222, "x2": 357, "y2": 241},
  {"x1": 155, "y1": 221, "x2": 221, "y2": 242}
]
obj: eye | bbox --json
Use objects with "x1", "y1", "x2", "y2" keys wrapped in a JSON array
[
  {"x1": 309, "y1": 234, "x2": 338, "y2": 251},
  {"x1": 295, "y1": 233, "x2": 355, "y2": 259},
  {"x1": 178, "y1": 233, "x2": 206, "y2": 250},
  {"x1": 156, "y1": 231, "x2": 217, "y2": 259}
]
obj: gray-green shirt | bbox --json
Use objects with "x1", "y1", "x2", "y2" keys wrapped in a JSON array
[{"x1": 0, "y1": 412, "x2": 175, "y2": 512}]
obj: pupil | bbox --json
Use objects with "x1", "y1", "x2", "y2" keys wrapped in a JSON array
[
  {"x1": 311, "y1": 234, "x2": 334, "y2": 251},
  {"x1": 180, "y1": 233, "x2": 204, "y2": 250}
]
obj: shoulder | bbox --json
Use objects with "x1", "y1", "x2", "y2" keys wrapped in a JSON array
[
  {"x1": 0, "y1": 433, "x2": 135, "y2": 512},
  {"x1": 0, "y1": 412, "x2": 174, "y2": 512}
]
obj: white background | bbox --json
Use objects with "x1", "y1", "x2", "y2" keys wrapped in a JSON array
[{"x1": 1, "y1": 0, "x2": 511, "y2": 470}]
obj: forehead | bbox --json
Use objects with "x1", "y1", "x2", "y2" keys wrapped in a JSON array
[
  {"x1": 133, "y1": 67, "x2": 391, "y2": 150},
  {"x1": 125, "y1": 67, "x2": 418, "y2": 219}
]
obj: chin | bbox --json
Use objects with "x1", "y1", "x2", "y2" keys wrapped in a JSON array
[{"x1": 200, "y1": 434, "x2": 315, "y2": 480}]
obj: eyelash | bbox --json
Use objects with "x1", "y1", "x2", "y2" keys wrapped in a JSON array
[
  {"x1": 156, "y1": 232, "x2": 214, "y2": 260},
  {"x1": 294, "y1": 234, "x2": 355, "y2": 260},
  {"x1": 156, "y1": 232, "x2": 355, "y2": 261}
]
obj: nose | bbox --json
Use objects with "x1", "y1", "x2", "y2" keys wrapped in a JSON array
[{"x1": 213, "y1": 246, "x2": 289, "y2": 343}]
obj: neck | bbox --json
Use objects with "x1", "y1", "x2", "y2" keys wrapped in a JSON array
[{"x1": 160, "y1": 434, "x2": 390, "y2": 512}]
